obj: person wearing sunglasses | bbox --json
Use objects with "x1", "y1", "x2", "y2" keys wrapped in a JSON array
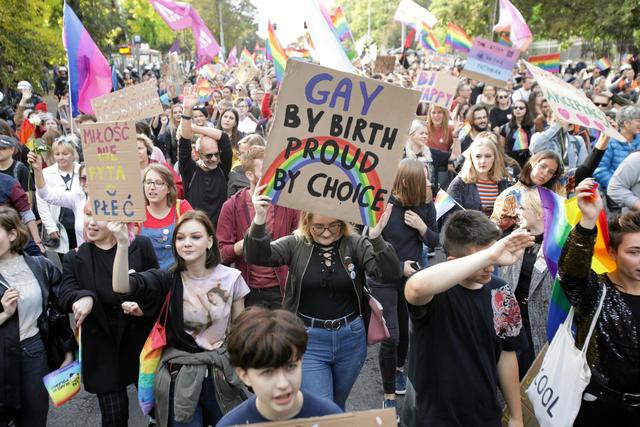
[
  {"x1": 489, "y1": 89, "x2": 513, "y2": 134},
  {"x1": 500, "y1": 99, "x2": 534, "y2": 168},
  {"x1": 179, "y1": 84, "x2": 232, "y2": 229},
  {"x1": 244, "y1": 186, "x2": 402, "y2": 410}
]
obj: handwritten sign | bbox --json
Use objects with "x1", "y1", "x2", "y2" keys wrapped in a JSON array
[
  {"x1": 234, "y1": 60, "x2": 259, "y2": 84},
  {"x1": 162, "y1": 52, "x2": 184, "y2": 97},
  {"x1": 91, "y1": 79, "x2": 163, "y2": 122},
  {"x1": 43, "y1": 361, "x2": 81, "y2": 407},
  {"x1": 524, "y1": 60, "x2": 625, "y2": 141},
  {"x1": 80, "y1": 121, "x2": 146, "y2": 221},
  {"x1": 260, "y1": 60, "x2": 420, "y2": 227},
  {"x1": 373, "y1": 55, "x2": 397, "y2": 74},
  {"x1": 250, "y1": 408, "x2": 397, "y2": 426},
  {"x1": 424, "y1": 51, "x2": 456, "y2": 69},
  {"x1": 415, "y1": 71, "x2": 459, "y2": 109},
  {"x1": 462, "y1": 37, "x2": 520, "y2": 87}
]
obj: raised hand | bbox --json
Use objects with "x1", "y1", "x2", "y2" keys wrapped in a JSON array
[
  {"x1": 369, "y1": 203, "x2": 393, "y2": 239},
  {"x1": 182, "y1": 84, "x2": 197, "y2": 111},
  {"x1": 575, "y1": 178, "x2": 602, "y2": 229},
  {"x1": 488, "y1": 230, "x2": 535, "y2": 267},
  {"x1": 251, "y1": 184, "x2": 271, "y2": 226},
  {"x1": 107, "y1": 222, "x2": 130, "y2": 246}
]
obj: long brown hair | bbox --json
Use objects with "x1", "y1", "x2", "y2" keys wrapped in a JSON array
[
  {"x1": 426, "y1": 104, "x2": 451, "y2": 147},
  {"x1": 171, "y1": 210, "x2": 221, "y2": 272},
  {"x1": 392, "y1": 159, "x2": 431, "y2": 207},
  {"x1": 0, "y1": 206, "x2": 28, "y2": 254},
  {"x1": 519, "y1": 150, "x2": 565, "y2": 194},
  {"x1": 143, "y1": 163, "x2": 178, "y2": 207}
]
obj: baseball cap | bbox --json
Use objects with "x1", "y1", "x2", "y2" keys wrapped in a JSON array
[
  {"x1": 17, "y1": 81, "x2": 32, "y2": 91},
  {"x1": 0, "y1": 135, "x2": 17, "y2": 149}
]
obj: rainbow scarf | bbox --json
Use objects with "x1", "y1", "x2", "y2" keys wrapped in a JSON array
[
  {"x1": 528, "y1": 52, "x2": 561, "y2": 73},
  {"x1": 445, "y1": 22, "x2": 472, "y2": 53},
  {"x1": 513, "y1": 127, "x2": 529, "y2": 151},
  {"x1": 595, "y1": 57, "x2": 611, "y2": 71},
  {"x1": 266, "y1": 20, "x2": 288, "y2": 84},
  {"x1": 420, "y1": 30, "x2": 443, "y2": 52},
  {"x1": 538, "y1": 188, "x2": 616, "y2": 340},
  {"x1": 43, "y1": 328, "x2": 81, "y2": 407},
  {"x1": 330, "y1": 6, "x2": 352, "y2": 42}
]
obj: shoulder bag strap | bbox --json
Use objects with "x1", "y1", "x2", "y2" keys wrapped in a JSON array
[
  {"x1": 157, "y1": 291, "x2": 172, "y2": 327},
  {"x1": 581, "y1": 285, "x2": 608, "y2": 355}
]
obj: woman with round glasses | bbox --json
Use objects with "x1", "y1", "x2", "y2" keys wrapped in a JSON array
[
  {"x1": 244, "y1": 186, "x2": 402, "y2": 409},
  {"x1": 139, "y1": 163, "x2": 192, "y2": 269}
]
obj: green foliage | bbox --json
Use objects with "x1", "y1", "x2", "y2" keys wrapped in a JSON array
[
  {"x1": 192, "y1": 0, "x2": 258, "y2": 54},
  {"x1": 122, "y1": 0, "x2": 175, "y2": 51},
  {"x1": 343, "y1": 0, "x2": 401, "y2": 47}
]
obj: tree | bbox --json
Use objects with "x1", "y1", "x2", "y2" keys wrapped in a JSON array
[
  {"x1": 121, "y1": 0, "x2": 175, "y2": 51},
  {"x1": 192, "y1": 0, "x2": 258, "y2": 55},
  {"x1": 343, "y1": 0, "x2": 401, "y2": 48}
]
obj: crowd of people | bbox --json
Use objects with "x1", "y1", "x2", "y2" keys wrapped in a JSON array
[{"x1": 0, "y1": 47, "x2": 638, "y2": 427}]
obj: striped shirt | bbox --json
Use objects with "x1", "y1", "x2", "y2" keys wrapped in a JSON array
[{"x1": 476, "y1": 180, "x2": 499, "y2": 215}]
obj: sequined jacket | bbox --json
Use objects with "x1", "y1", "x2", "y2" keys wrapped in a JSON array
[{"x1": 558, "y1": 225, "x2": 640, "y2": 393}]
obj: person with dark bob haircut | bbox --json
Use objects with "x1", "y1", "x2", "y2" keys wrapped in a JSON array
[
  {"x1": 0, "y1": 206, "x2": 75, "y2": 427},
  {"x1": 110, "y1": 209, "x2": 250, "y2": 427},
  {"x1": 217, "y1": 307, "x2": 342, "y2": 425}
]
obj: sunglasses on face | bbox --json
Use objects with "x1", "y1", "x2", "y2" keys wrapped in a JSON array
[
  {"x1": 498, "y1": 95, "x2": 509, "y2": 99},
  {"x1": 594, "y1": 102, "x2": 609, "y2": 107},
  {"x1": 199, "y1": 152, "x2": 220, "y2": 160},
  {"x1": 513, "y1": 106, "x2": 527, "y2": 110}
]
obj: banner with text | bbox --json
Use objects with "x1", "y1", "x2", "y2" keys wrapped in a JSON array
[
  {"x1": 415, "y1": 70, "x2": 459, "y2": 109},
  {"x1": 424, "y1": 51, "x2": 456, "y2": 69},
  {"x1": 80, "y1": 121, "x2": 146, "y2": 221},
  {"x1": 524, "y1": 61, "x2": 625, "y2": 141},
  {"x1": 260, "y1": 60, "x2": 420, "y2": 227},
  {"x1": 91, "y1": 79, "x2": 163, "y2": 122},
  {"x1": 462, "y1": 37, "x2": 519, "y2": 87}
]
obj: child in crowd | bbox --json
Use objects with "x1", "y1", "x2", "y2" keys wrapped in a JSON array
[{"x1": 216, "y1": 307, "x2": 342, "y2": 426}]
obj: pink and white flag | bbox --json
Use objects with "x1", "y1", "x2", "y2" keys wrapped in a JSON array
[
  {"x1": 493, "y1": 0, "x2": 532, "y2": 52},
  {"x1": 148, "y1": 0, "x2": 193, "y2": 31}
]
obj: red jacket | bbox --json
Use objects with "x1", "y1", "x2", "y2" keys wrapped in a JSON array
[{"x1": 216, "y1": 187, "x2": 299, "y2": 292}]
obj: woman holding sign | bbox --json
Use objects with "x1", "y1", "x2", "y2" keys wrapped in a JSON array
[
  {"x1": 0, "y1": 206, "x2": 74, "y2": 427},
  {"x1": 244, "y1": 187, "x2": 402, "y2": 409}
]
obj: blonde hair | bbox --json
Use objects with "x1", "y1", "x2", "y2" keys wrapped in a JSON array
[
  {"x1": 294, "y1": 212, "x2": 353, "y2": 244},
  {"x1": 519, "y1": 188, "x2": 542, "y2": 218},
  {"x1": 459, "y1": 136, "x2": 507, "y2": 183}
]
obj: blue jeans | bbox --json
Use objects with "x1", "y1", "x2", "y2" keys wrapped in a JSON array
[
  {"x1": 301, "y1": 316, "x2": 367, "y2": 409},
  {"x1": 168, "y1": 374, "x2": 222, "y2": 427}
]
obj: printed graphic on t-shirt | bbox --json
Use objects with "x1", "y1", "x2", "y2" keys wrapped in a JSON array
[{"x1": 491, "y1": 284, "x2": 522, "y2": 338}]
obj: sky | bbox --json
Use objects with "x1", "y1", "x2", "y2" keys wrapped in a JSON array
[{"x1": 251, "y1": 0, "x2": 329, "y2": 45}]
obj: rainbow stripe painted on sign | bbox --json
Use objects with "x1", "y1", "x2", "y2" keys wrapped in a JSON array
[
  {"x1": 513, "y1": 127, "x2": 529, "y2": 150},
  {"x1": 528, "y1": 53, "x2": 561, "y2": 73},
  {"x1": 445, "y1": 23, "x2": 472, "y2": 53},
  {"x1": 266, "y1": 20, "x2": 288, "y2": 84},
  {"x1": 260, "y1": 136, "x2": 384, "y2": 226}
]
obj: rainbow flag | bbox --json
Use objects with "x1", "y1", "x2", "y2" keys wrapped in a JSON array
[
  {"x1": 497, "y1": 33, "x2": 512, "y2": 46},
  {"x1": 195, "y1": 78, "x2": 215, "y2": 104},
  {"x1": 528, "y1": 53, "x2": 561, "y2": 73},
  {"x1": 330, "y1": 6, "x2": 352, "y2": 42},
  {"x1": 513, "y1": 127, "x2": 529, "y2": 150},
  {"x1": 595, "y1": 57, "x2": 611, "y2": 71},
  {"x1": 445, "y1": 23, "x2": 472, "y2": 54},
  {"x1": 538, "y1": 188, "x2": 616, "y2": 340},
  {"x1": 43, "y1": 327, "x2": 81, "y2": 407},
  {"x1": 266, "y1": 20, "x2": 288, "y2": 84},
  {"x1": 420, "y1": 30, "x2": 443, "y2": 52},
  {"x1": 434, "y1": 189, "x2": 457, "y2": 220},
  {"x1": 225, "y1": 46, "x2": 237, "y2": 67},
  {"x1": 240, "y1": 47, "x2": 254, "y2": 64}
]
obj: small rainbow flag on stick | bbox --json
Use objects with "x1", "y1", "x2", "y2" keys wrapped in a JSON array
[
  {"x1": 497, "y1": 33, "x2": 512, "y2": 46},
  {"x1": 528, "y1": 53, "x2": 561, "y2": 73},
  {"x1": 434, "y1": 189, "x2": 461, "y2": 220},
  {"x1": 266, "y1": 20, "x2": 288, "y2": 84},
  {"x1": 43, "y1": 327, "x2": 81, "y2": 407},
  {"x1": 420, "y1": 31, "x2": 443, "y2": 52},
  {"x1": 513, "y1": 127, "x2": 529, "y2": 150},
  {"x1": 538, "y1": 188, "x2": 616, "y2": 340},
  {"x1": 330, "y1": 6, "x2": 352, "y2": 42},
  {"x1": 595, "y1": 57, "x2": 611, "y2": 71},
  {"x1": 445, "y1": 22, "x2": 472, "y2": 54}
]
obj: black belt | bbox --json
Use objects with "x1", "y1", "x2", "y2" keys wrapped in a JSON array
[
  {"x1": 298, "y1": 312, "x2": 358, "y2": 331},
  {"x1": 590, "y1": 375, "x2": 640, "y2": 407}
]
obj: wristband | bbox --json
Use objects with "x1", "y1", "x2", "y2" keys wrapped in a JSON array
[{"x1": 181, "y1": 114, "x2": 192, "y2": 120}]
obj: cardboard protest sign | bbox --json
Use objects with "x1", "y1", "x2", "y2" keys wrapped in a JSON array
[
  {"x1": 524, "y1": 60, "x2": 625, "y2": 141},
  {"x1": 415, "y1": 70, "x2": 459, "y2": 109},
  {"x1": 260, "y1": 60, "x2": 420, "y2": 227},
  {"x1": 374, "y1": 55, "x2": 396, "y2": 74},
  {"x1": 234, "y1": 60, "x2": 259, "y2": 84},
  {"x1": 80, "y1": 121, "x2": 146, "y2": 221},
  {"x1": 424, "y1": 51, "x2": 456, "y2": 69},
  {"x1": 162, "y1": 52, "x2": 184, "y2": 97},
  {"x1": 462, "y1": 37, "x2": 519, "y2": 87},
  {"x1": 250, "y1": 408, "x2": 397, "y2": 426},
  {"x1": 91, "y1": 79, "x2": 163, "y2": 122},
  {"x1": 43, "y1": 360, "x2": 81, "y2": 407}
]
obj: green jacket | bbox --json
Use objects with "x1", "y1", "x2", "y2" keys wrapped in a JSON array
[{"x1": 244, "y1": 222, "x2": 403, "y2": 315}]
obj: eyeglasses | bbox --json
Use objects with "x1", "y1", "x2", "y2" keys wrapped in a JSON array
[
  {"x1": 594, "y1": 102, "x2": 609, "y2": 107},
  {"x1": 497, "y1": 95, "x2": 509, "y2": 99},
  {"x1": 311, "y1": 222, "x2": 342, "y2": 235},
  {"x1": 199, "y1": 151, "x2": 220, "y2": 160},
  {"x1": 513, "y1": 106, "x2": 527, "y2": 110},
  {"x1": 144, "y1": 180, "x2": 167, "y2": 188}
]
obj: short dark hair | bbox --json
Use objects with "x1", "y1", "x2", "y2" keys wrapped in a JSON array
[
  {"x1": 0, "y1": 206, "x2": 29, "y2": 253},
  {"x1": 171, "y1": 210, "x2": 221, "y2": 272},
  {"x1": 227, "y1": 307, "x2": 308, "y2": 370},
  {"x1": 609, "y1": 210, "x2": 640, "y2": 251},
  {"x1": 443, "y1": 210, "x2": 501, "y2": 257}
]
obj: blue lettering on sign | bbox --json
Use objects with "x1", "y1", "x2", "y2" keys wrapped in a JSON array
[{"x1": 304, "y1": 73, "x2": 384, "y2": 116}]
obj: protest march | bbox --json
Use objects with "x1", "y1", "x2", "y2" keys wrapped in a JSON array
[{"x1": 1, "y1": 0, "x2": 640, "y2": 426}]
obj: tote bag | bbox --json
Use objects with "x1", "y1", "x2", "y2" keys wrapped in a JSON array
[
  {"x1": 526, "y1": 286, "x2": 607, "y2": 427},
  {"x1": 138, "y1": 292, "x2": 171, "y2": 415},
  {"x1": 363, "y1": 285, "x2": 391, "y2": 345}
]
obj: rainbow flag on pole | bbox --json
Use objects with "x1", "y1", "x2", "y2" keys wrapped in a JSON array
[
  {"x1": 240, "y1": 47, "x2": 254, "y2": 64},
  {"x1": 330, "y1": 6, "x2": 352, "y2": 42},
  {"x1": 595, "y1": 57, "x2": 611, "y2": 71},
  {"x1": 513, "y1": 127, "x2": 529, "y2": 151},
  {"x1": 434, "y1": 189, "x2": 457, "y2": 220},
  {"x1": 498, "y1": 33, "x2": 512, "y2": 46},
  {"x1": 266, "y1": 20, "x2": 288, "y2": 84},
  {"x1": 538, "y1": 188, "x2": 616, "y2": 340},
  {"x1": 420, "y1": 31, "x2": 443, "y2": 52},
  {"x1": 445, "y1": 23, "x2": 472, "y2": 54},
  {"x1": 528, "y1": 53, "x2": 561, "y2": 73}
]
